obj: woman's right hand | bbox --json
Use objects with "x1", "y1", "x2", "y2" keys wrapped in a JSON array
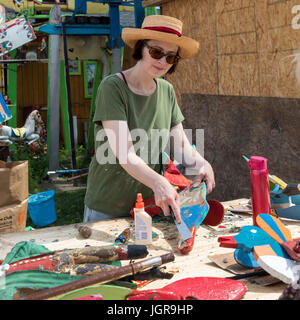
[{"x1": 153, "y1": 177, "x2": 181, "y2": 223}]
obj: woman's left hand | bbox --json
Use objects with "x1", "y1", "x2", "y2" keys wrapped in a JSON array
[{"x1": 194, "y1": 160, "x2": 215, "y2": 194}]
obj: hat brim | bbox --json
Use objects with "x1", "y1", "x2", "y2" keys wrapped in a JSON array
[{"x1": 121, "y1": 28, "x2": 199, "y2": 59}]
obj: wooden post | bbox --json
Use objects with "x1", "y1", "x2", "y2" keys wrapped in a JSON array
[
  {"x1": 86, "y1": 60, "x2": 102, "y2": 156},
  {"x1": 59, "y1": 60, "x2": 71, "y2": 151}
]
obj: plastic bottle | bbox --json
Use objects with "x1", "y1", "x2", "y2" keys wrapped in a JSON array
[
  {"x1": 248, "y1": 156, "x2": 271, "y2": 226},
  {"x1": 134, "y1": 193, "x2": 152, "y2": 245}
]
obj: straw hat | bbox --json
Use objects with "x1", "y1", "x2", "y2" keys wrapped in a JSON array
[{"x1": 121, "y1": 15, "x2": 199, "y2": 59}]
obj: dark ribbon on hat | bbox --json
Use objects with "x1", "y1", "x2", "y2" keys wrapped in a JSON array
[{"x1": 142, "y1": 26, "x2": 182, "y2": 37}]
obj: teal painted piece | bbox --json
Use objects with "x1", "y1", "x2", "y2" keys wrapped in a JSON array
[
  {"x1": 219, "y1": 226, "x2": 289, "y2": 259},
  {"x1": 39, "y1": 23, "x2": 111, "y2": 35},
  {"x1": 270, "y1": 184, "x2": 300, "y2": 212},
  {"x1": 234, "y1": 249, "x2": 259, "y2": 268}
]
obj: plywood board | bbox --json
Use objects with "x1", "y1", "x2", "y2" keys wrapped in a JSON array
[
  {"x1": 216, "y1": 6, "x2": 256, "y2": 36},
  {"x1": 217, "y1": 32, "x2": 257, "y2": 55},
  {"x1": 162, "y1": 0, "x2": 300, "y2": 101},
  {"x1": 216, "y1": 0, "x2": 254, "y2": 13},
  {"x1": 218, "y1": 53, "x2": 259, "y2": 96}
]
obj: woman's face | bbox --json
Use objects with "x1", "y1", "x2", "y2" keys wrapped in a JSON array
[{"x1": 140, "y1": 40, "x2": 179, "y2": 78}]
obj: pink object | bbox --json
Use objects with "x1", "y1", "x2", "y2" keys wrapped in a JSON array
[{"x1": 248, "y1": 156, "x2": 271, "y2": 226}]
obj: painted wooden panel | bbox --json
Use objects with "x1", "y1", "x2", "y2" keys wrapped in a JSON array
[{"x1": 17, "y1": 61, "x2": 91, "y2": 145}]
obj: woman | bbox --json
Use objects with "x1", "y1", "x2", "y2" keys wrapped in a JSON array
[{"x1": 84, "y1": 15, "x2": 215, "y2": 224}]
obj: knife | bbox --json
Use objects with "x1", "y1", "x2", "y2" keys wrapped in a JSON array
[{"x1": 169, "y1": 206, "x2": 193, "y2": 241}]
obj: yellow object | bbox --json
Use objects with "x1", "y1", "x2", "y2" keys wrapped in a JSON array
[
  {"x1": 134, "y1": 193, "x2": 152, "y2": 245},
  {"x1": 11, "y1": 127, "x2": 27, "y2": 140},
  {"x1": 268, "y1": 174, "x2": 287, "y2": 189}
]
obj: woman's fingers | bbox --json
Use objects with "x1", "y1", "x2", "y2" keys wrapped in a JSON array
[{"x1": 154, "y1": 182, "x2": 181, "y2": 223}]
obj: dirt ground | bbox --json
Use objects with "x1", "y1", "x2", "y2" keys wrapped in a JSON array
[{"x1": 37, "y1": 176, "x2": 87, "y2": 193}]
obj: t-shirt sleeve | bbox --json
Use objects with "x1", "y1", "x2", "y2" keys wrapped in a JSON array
[
  {"x1": 169, "y1": 83, "x2": 184, "y2": 128},
  {"x1": 93, "y1": 76, "x2": 127, "y2": 123}
]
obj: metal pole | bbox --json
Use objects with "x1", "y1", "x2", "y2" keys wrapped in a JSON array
[
  {"x1": 61, "y1": 22, "x2": 77, "y2": 180},
  {"x1": 48, "y1": 34, "x2": 61, "y2": 171}
]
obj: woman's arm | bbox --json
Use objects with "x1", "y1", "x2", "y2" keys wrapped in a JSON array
[
  {"x1": 170, "y1": 123, "x2": 215, "y2": 194},
  {"x1": 101, "y1": 120, "x2": 182, "y2": 223}
]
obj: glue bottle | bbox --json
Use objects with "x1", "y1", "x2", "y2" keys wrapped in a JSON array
[
  {"x1": 248, "y1": 156, "x2": 271, "y2": 226},
  {"x1": 134, "y1": 193, "x2": 152, "y2": 245}
]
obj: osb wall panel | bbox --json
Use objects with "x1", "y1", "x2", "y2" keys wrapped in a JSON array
[
  {"x1": 181, "y1": 94, "x2": 300, "y2": 201},
  {"x1": 218, "y1": 54, "x2": 259, "y2": 96},
  {"x1": 162, "y1": 0, "x2": 218, "y2": 104},
  {"x1": 215, "y1": 0, "x2": 254, "y2": 12},
  {"x1": 216, "y1": 6, "x2": 255, "y2": 35},
  {"x1": 217, "y1": 32, "x2": 257, "y2": 55},
  {"x1": 162, "y1": 0, "x2": 300, "y2": 102}
]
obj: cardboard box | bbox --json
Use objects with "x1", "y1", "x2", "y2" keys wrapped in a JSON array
[
  {"x1": 0, "y1": 160, "x2": 28, "y2": 208},
  {"x1": 0, "y1": 199, "x2": 28, "y2": 235}
]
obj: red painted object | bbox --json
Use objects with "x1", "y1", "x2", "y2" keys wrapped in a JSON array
[
  {"x1": 179, "y1": 226, "x2": 196, "y2": 255},
  {"x1": 126, "y1": 277, "x2": 247, "y2": 300},
  {"x1": 6, "y1": 254, "x2": 57, "y2": 274},
  {"x1": 203, "y1": 200, "x2": 225, "y2": 226},
  {"x1": 248, "y1": 156, "x2": 271, "y2": 226},
  {"x1": 280, "y1": 238, "x2": 300, "y2": 262}
]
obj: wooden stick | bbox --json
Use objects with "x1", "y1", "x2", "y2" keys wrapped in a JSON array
[
  {"x1": 17, "y1": 252, "x2": 175, "y2": 300},
  {"x1": 66, "y1": 172, "x2": 88, "y2": 182}
]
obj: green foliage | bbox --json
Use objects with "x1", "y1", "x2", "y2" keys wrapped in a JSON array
[
  {"x1": 9, "y1": 145, "x2": 48, "y2": 194},
  {"x1": 53, "y1": 189, "x2": 86, "y2": 226},
  {"x1": 10, "y1": 144, "x2": 91, "y2": 227},
  {"x1": 59, "y1": 145, "x2": 91, "y2": 171}
]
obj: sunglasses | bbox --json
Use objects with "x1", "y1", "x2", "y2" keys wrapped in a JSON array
[{"x1": 145, "y1": 43, "x2": 180, "y2": 65}]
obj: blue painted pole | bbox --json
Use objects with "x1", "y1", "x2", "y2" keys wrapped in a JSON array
[
  {"x1": 109, "y1": 3, "x2": 122, "y2": 73},
  {"x1": 134, "y1": 0, "x2": 145, "y2": 28}
]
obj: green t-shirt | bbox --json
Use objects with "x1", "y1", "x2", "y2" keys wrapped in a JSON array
[{"x1": 84, "y1": 74, "x2": 184, "y2": 217}]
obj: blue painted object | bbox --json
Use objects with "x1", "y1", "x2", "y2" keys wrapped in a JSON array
[
  {"x1": 270, "y1": 184, "x2": 300, "y2": 206},
  {"x1": 234, "y1": 249, "x2": 259, "y2": 268},
  {"x1": 219, "y1": 226, "x2": 290, "y2": 258},
  {"x1": 28, "y1": 190, "x2": 57, "y2": 227},
  {"x1": 257, "y1": 214, "x2": 288, "y2": 243},
  {"x1": 180, "y1": 182, "x2": 209, "y2": 230},
  {"x1": 0, "y1": 93, "x2": 12, "y2": 125}
]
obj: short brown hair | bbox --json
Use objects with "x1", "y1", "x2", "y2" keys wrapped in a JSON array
[{"x1": 132, "y1": 40, "x2": 179, "y2": 74}]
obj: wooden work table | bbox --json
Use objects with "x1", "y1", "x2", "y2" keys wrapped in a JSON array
[{"x1": 1, "y1": 199, "x2": 300, "y2": 300}]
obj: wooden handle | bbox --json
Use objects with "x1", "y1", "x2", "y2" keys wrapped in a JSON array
[{"x1": 17, "y1": 253, "x2": 175, "y2": 300}]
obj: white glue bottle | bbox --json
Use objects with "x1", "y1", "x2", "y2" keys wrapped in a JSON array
[{"x1": 134, "y1": 193, "x2": 152, "y2": 245}]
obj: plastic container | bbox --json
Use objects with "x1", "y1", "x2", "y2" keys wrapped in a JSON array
[
  {"x1": 134, "y1": 193, "x2": 152, "y2": 245},
  {"x1": 28, "y1": 190, "x2": 57, "y2": 227},
  {"x1": 248, "y1": 156, "x2": 271, "y2": 226}
]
